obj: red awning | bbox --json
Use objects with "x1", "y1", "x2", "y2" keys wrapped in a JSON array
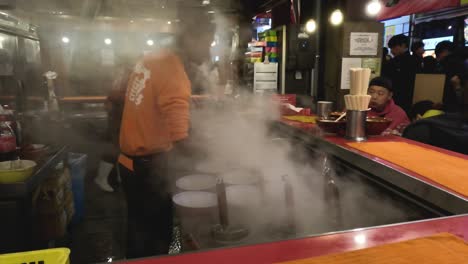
[{"x1": 378, "y1": 0, "x2": 460, "y2": 21}]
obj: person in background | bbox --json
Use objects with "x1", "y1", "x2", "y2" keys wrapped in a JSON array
[
  {"x1": 382, "y1": 34, "x2": 418, "y2": 114},
  {"x1": 434, "y1": 41, "x2": 465, "y2": 113},
  {"x1": 403, "y1": 79, "x2": 468, "y2": 155},
  {"x1": 408, "y1": 100, "x2": 444, "y2": 122},
  {"x1": 119, "y1": 11, "x2": 215, "y2": 258},
  {"x1": 422, "y1": 55, "x2": 437, "y2": 73},
  {"x1": 94, "y1": 56, "x2": 136, "y2": 192},
  {"x1": 411, "y1": 41, "x2": 425, "y2": 73},
  {"x1": 381, "y1": 47, "x2": 392, "y2": 76},
  {"x1": 368, "y1": 77, "x2": 410, "y2": 135}
]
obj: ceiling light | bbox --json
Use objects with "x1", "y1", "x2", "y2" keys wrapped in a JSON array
[
  {"x1": 366, "y1": 0, "x2": 382, "y2": 16},
  {"x1": 104, "y1": 38, "x2": 112, "y2": 45},
  {"x1": 147, "y1": 39, "x2": 154, "y2": 46},
  {"x1": 305, "y1": 19, "x2": 317, "y2": 33},
  {"x1": 202, "y1": 0, "x2": 210, "y2": 5},
  {"x1": 330, "y1": 9, "x2": 344, "y2": 26},
  {"x1": 211, "y1": 41, "x2": 217, "y2": 47},
  {"x1": 62, "y1": 36, "x2": 70, "y2": 44},
  {"x1": 208, "y1": 10, "x2": 215, "y2": 14},
  {"x1": 130, "y1": 20, "x2": 134, "y2": 23},
  {"x1": 167, "y1": 21, "x2": 172, "y2": 25},
  {"x1": 448, "y1": 25, "x2": 452, "y2": 30}
]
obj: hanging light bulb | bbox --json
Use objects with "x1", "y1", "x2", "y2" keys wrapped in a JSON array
[
  {"x1": 330, "y1": 9, "x2": 344, "y2": 26},
  {"x1": 305, "y1": 19, "x2": 317, "y2": 33},
  {"x1": 366, "y1": 0, "x2": 382, "y2": 16}
]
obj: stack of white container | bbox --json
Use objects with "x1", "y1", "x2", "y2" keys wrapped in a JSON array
[{"x1": 344, "y1": 68, "x2": 372, "y2": 110}]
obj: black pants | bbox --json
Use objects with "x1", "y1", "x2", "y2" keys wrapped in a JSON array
[{"x1": 120, "y1": 152, "x2": 173, "y2": 258}]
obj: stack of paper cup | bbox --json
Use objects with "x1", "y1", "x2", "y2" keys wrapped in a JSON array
[{"x1": 345, "y1": 68, "x2": 372, "y2": 110}]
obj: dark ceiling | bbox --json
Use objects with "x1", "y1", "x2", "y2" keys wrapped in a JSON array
[{"x1": 14, "y1": 0, "x2": 243, "y2": 19}]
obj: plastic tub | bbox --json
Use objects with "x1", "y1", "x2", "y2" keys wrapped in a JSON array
[
  {"x1": 176, "y1": 174, "x2": 217, "y2": 192},
  {"x1": 173, "y1": 191, "x2": 218, "y2": 235},
  {"x1": 0, "y1": 248, "x2": 70, "y2": 264},
  {"x1": 0, "y1": 160, "x2": 36, "y2": 183}
]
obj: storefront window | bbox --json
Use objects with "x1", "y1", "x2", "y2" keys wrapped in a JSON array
[{"x1": 382, "y1": 16, "x2": 411, "y2": 47}]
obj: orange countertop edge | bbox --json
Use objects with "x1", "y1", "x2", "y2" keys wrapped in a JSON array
[{"x1": 278, "y1": 118, "x2": 468, "y2": 199}]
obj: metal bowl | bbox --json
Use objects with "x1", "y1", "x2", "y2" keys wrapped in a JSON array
[
  {"x1": 317, "y1": 119, "x2": 346, "y2": 135},
  {"x1": 366, "y1": 117, "x2": 392, "y2": 135},
  {"x1": 0, "y1": 160, "x2": 37, "y2": 183}
]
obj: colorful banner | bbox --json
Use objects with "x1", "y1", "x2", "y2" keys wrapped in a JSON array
[
  {"x1": 385, "y1": 25, "x2": 396, "y2": 47},
  {"x1": 378, "y1": 0, "x2": 459, "y2": 21}
]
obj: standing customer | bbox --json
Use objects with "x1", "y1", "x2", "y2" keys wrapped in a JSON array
[
  {"x1": 382, "y1": 34, "x2": 418, "y2": 114},
  {"x1": 411, "y1": 40, "x2": 425, "y2": 73},
  {"x1": 119, "y1": 13, "x2": 215, "y2": 258},
  {"x1": 434, "y1": 41, "x2": 465, "y2": 112}
]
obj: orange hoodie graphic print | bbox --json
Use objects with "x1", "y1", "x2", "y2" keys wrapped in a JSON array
[{"x1": 120, "y1": 51, "x2": 191, "y2": 156}]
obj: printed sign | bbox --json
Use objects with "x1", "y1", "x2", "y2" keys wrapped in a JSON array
[
  {"x1": 340, "y1": 58, "x2": 362, "y2": 90},
  {"x1": 350, "y1": 32, "x2": 379, "y2": 56}
]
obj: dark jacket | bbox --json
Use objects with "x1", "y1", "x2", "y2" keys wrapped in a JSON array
[
  {"x1": 402, "y1": 114, "x2": 468, "y2": 155},
  {"x1": 435, "y1": 54, "x2": 465, "y2": 113},
  {"x1": 382, "y1": 51, "x2": 418, "y2": 114}
]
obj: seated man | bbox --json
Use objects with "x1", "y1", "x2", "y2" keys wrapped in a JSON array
[{"x1": 367, "y1": 77, "x2": 410, "y2": 135}]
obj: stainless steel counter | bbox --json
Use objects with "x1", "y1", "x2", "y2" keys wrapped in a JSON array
[{"x1": 272, "y1": 121, "x2": 468, "y2": 215}]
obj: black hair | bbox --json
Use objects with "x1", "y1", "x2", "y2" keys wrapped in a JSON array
[
  {"x1": 411, "y1": 41, "x2": 424, "y2": 53},
  {"x1": 369, "y1": 76, "x2": 393, "y2": 92},
  {"x1": 409, "y1": 100, "x2": 434, "y2": 120},
  {"x1": 388, "y1": 34, "x2": 409, "y2": 49},
  {"x1": 435, "y1": 41, "x2": 454, "y2": 56}
]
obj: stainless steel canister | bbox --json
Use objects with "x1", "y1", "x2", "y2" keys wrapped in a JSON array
[
  {"x1": 345, "y1": 110, "x2": 367, "y2": 141},
  {"x1": 316, "y1": 101, "x2": 333, "y2": 119}
]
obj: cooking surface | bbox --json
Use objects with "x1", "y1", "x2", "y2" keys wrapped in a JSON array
[{"x1": 173, "y1": 140, "x2": 437, "y2": 251}]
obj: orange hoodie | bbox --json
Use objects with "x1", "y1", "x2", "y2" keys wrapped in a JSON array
[{"x1": 120, "y1": 50, "x2": 191, "y2": 156}]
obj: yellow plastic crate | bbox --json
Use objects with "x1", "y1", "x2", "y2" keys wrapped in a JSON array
[{"x1": 0, "y1": 248, "x2": 70, "y2": 264}]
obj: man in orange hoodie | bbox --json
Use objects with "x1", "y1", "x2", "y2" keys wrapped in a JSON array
[{"x1": 119, "y1": 14, "x2": 215, "y2": 257}]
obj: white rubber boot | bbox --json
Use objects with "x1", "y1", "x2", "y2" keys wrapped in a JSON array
[{"x1": 94, "y1": 161, "x2": 114, "y2": 192}]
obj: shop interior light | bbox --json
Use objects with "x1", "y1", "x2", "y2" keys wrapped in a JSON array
[
  {"x1": 211, "y1": 41, "x2": 217, "y2": 47},
  {"x1": 167, "y1": 21, "x2": 172, "y2": 25},
  {"x1": 147, "y1": 39, "x2": 154, "y2": 46},
  {"x1": 202, "y1": 0, "x2": 210, "y2": 5},
  {"x1": 366, "y1": 0, "x2": 382, "y2": 16},
  {"x1": 448, "y1": 25, "x2": 452, "y2": 30},
  {"x1": 305, "y1": 19, "x2": 317, "y2": 33},
  {"x1": 104, "y1": 38, "x2": 112, "y2": 45},
  {"x1": 330, "y1": 9, "x2": 343, "y2": 26},
  {"x1": 61, "y1": 36, "x2": 70, "y2": 44}
]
